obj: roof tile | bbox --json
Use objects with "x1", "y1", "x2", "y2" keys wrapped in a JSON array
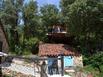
[{"x1": 39, "y1": 44, "x2": 80, "y2": 56}]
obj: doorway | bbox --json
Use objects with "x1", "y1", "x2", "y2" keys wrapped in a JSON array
[{"x1": 48, "y1": 57, "x2": 59, "y2": 75}]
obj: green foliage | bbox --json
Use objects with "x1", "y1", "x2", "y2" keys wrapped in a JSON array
[
  {"x1": 0, "y1": 0, "x2": 102, "y2": 59},
  {"x1": 24, "y1": 37, "x2": 39, "y2": 49},
  {"x1": 82, "y1": 52, "x2": 103, "y2": 77},
  {"x1": 61, "y1": 0, "x2": 103, "y2": 76},
  {"x1": 40, "y1": 4, "x2": 60, "y2": 29},
  {"x1": 61, "y1": 0, "x2": 103, "y2": 39},
  {"x1": 68, "y1": 0, "x2": 103, "y2": 36},
  {"x1": 23, "y1": 37, "x2": 39, "y2": 55},
  {"x1": 83, "y1": 65, "x2": 103, "y2": 77},
  {"x1": 23, "y1": 0, "x2": 38, "y2": 38},
  {"x1": 21, "y1": 0, "x2": 45, "y2": 55},
  {"x1": 89, "y1": 52, "x2": 103, "y2": 67},
  {"x1": 0, "y1": 0, "x2": 24, "y2": 52},
  {"x1": 3, "y1": 75, "x2": 11, "y2": 77}
]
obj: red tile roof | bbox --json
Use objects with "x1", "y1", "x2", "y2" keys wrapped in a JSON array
[{"x1": 39, "y1": 44, "x2": 80, "y2": 56}]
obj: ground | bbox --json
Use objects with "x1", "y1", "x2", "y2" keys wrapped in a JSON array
[{"x1": 1, "y1": 58, "x2": 71, "y2": 77}]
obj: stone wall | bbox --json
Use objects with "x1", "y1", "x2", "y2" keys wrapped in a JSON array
[{"x1": 73, "y1": 55, "x2": 83, "y2": 67}]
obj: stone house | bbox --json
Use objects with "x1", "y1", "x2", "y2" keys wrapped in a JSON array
[
  {"x1": 39, "y1": 43, "x2": 83, "y2": 68},
  {"x1": 38, "y1": 23, "x2": 83, "y2": 75}
]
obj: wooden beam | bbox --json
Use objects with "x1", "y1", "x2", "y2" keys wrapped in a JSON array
[{"x1": 61, "y1": 56, "x2": 64, "y2": 76}]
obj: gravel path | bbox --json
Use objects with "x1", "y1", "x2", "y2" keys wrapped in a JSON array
[
  {"x1": 1, "y1": 62, "x2": 71, "y2": 77},
  {"x1": 1, "y1": 62, "x2": 40, "y2": 77}
]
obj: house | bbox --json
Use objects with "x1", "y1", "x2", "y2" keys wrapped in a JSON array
[
  {"x1": 38, "y1": 23, "x2": 83, "y2": 75},
  {"x1": 0, "y1": 20, "x2": 9, "y2": 53},
  {"x1": 39, "y1": 43, "x2": 83, "y2": 74}
]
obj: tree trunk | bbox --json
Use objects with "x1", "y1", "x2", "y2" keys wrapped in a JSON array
[{"x1": 0, "y1": 41, "x2": 3, "y2": 77}]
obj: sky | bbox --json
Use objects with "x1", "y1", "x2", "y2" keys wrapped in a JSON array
[
  {"x1": 25, "y1": 0, "x2": 60, "y2": 8},
  {"x1": 20, "y1": 0, "x2": 60, "y2": 25}
]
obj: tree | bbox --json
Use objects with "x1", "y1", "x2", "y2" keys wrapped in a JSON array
[
  {"x1": 40, "y1": 4, "x2": 59, "y2": 30},
  {"x1": 60, "y1": 0, "x2": 76, "y2": 24},
  {"x1": 61, "y1": 0, "x2": 103, "y2": 73},
  {"x1": 61, "y1": 0, "x2": 103, "y2": 52},
  {"x1": 89, "y1": 52, "x2": 103, "y2": 73},
  {"x1": 0, "y1": 0, "x2": 24, "y2": 52},
  {"x1": 60, "y1": 0, "x2": 76, "y2": 15},
  {"x1": 23, "y1": 0, "x2": 38, "y2": 39},
  {"x1": 22, "y1": 0, "x2": 43, "y2": 54}
]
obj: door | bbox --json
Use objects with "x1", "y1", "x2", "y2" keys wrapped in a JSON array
[{"x1": 48, "y1": 57, "x2": 59, "y2": 75}]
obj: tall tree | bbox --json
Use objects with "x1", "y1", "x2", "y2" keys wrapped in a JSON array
[
  {"x1": 61, "y1": 1, "x2": 103, "y2": 74},
  {"x1": 40, "y1": 4, "x2": 59, "y2": 30},
  {"x1": 0, "y1": 0, "x2": 24, "y2": 52},
  {"x1": 22, "y1": 0, "x2": 42, "y2": 54},
  {"x1": 60, "y1": 0, "x2": 76, "y2": 15},
  {"x1": 61, "y1": 0, "x2": 103, "y2": 52},
  {"x1": 23, "y1": 0, "x2": 38, "y2": 39},
  {"x1": 60, "y1": 0, "x2": 76, "y2": 24}
]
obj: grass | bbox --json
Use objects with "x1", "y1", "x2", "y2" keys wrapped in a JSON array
[
  {"x1": 3, "y1": 75, "x2": 11, "y2": 77},
  {"x1": 83, "y1": 65, "x2": 103, "y2": 77}
]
